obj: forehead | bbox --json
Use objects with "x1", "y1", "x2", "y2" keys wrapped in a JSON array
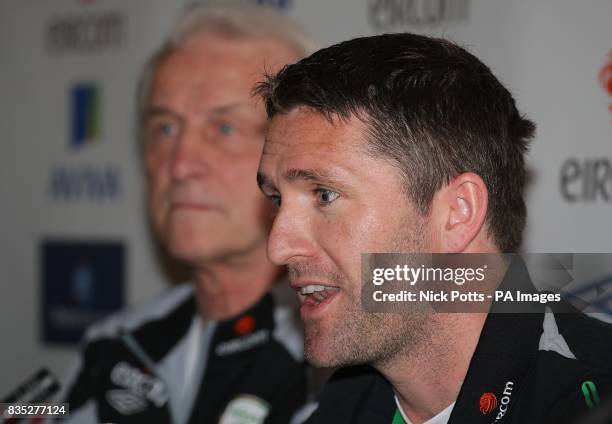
[
  {"x1": 261, "y1": 107, "x2": 397, "y2": 184},
  {"x1": 151, "y1": 34, "x2": 298, "y2": 106},
  {"x1": 264, "y1": 107, "x2": 363, "y2": 153}
]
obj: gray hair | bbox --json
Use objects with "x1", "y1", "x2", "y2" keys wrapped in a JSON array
[{"x1": 136, "y1": 1, "x2": 317, "y2": 144}]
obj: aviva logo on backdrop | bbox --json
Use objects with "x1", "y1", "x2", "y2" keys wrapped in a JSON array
[
  {"x1": 47, "y1": 81, "x2": 121, "y2": 201},
  {"x1": 71, "y1": 82, "x2": 101, "y2": 149}
]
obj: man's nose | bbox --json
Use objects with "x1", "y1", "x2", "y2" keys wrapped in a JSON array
[
  {"x1": 267, "y1": 203, "x2": 316, "y2": 266},
  {"x1": 169, "y1": 126, "x2": 212, "y2": 180}
]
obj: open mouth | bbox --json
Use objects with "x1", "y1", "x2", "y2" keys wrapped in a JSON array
[{"x1": 298, "y1": 285, "x2": 340, "y2": 306}]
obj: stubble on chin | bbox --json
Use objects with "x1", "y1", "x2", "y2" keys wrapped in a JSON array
[
  {"x1": 303, "y1": 288, "x2": 433, "y2": 370},
  {"x1": 303, "y1": 211, "x2": 434, "y2": 369}
]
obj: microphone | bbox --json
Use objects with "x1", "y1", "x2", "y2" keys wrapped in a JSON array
[
  {"x1": 2, "y1": 368, "x2": 60, "y2": 404},
  {"x1": 1, "y1": 368, "x2": 61, "y2": 423}
]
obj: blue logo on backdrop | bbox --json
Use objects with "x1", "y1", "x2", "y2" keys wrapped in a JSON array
[
  {"x1": 252, "y1": 0, "x2": 292, "y2": 11},
  {"x1": 47, "y1": 82, "x2": 122, "y2": 202},
  {"x1": 70, "y1": 82, "x2": 101, "y2": 149},
  {"x1": 41, "y1": 239, "x2": 124, "y2": 345}
]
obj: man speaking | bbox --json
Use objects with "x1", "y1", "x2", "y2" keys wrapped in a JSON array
[{"x1": 256, "y1": 33, "x2": 612, "y2": 423}]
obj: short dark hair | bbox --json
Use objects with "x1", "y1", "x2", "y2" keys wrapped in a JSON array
[{"x1": 256, "y1": 33, "x2": 535, "y2": 252}]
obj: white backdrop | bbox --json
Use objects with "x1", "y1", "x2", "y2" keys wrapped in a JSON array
[{"x1": 1, "y1": 0, "x2": 610, "y2": 395}]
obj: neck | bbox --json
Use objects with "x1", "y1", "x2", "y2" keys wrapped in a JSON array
[
  {"x1": 192, "y1": 241, "x2": 282, "y2": 320},
  {"x1": 378, "y1": 313, "x2": 486, "y2": 424}
]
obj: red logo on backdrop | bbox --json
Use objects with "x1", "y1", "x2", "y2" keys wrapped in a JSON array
[
  {"x1": 233, "y1": 315, "x2": 256, "y2": 336},
  {"x1": 599, "y1": 51, "x2": 612, "y2": 113},
  {"x1": 479, "y1": 392, "x2": 498, "y2": 414}
]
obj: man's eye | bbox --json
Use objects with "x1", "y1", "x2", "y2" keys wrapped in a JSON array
[
  {"x1": 316, "y1": 189, "x2": 339, "y2": 205},
  {"x1": 152, "y1": 122, "x2": 178, "y2": 138},
  {"x1": 218, "y1": 122, "x2": 235, "y2": 137}
]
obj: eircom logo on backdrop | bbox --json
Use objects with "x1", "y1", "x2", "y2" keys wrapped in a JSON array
[
  {"x1": 46, "y1": 81, "x2": 121, "y2": 202},
  {"x1": 40, "y1": 239, "x2": 124, "y2": 345},
  {"x1": 558, "y1": 50, "x2": 612, "y2": 204},
  {"x1": 45, "y1": 9, "x2": 125, "y2": 55},
  {"x1": 367, "y1": 0, "x2": 469, "y2": 31}
]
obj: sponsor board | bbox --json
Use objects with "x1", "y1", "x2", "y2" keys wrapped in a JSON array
[
  {"x1": 558, "y1": 51, "x2": 612, "y2": 203},
  {"x1": 70, "y1": 82, "x2": 101, "y2": 149},
  {"x1": 46, "y1": 82, "x2": 122, "y2": 202},
  {"x1": 368, "y1": 0, "x2": 469, "y2": 31},
  {"x1": 45, "y1": 10, "x2": 125, "y2": 55},
  {"x1": 560, "y1": 158, "x2": 612, "y2": 203},
  {"x1": 41, "y1": 239, "x2": 124, "y2": 344},
  {"x1": 48, "y1": 164, "x2": 121, "y2": 201}
]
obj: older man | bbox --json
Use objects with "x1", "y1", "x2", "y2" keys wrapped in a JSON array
[
  {"x1": 256, "y1": 33, "x2": 612, "y2": 423},
  {"x1": 63, "y1": 3, "x2": 316, "y2": 423}
]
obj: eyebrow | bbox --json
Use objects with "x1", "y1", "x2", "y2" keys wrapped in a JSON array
[
  {"x1": 256, "y1": 168, "x2": 342, "y2": 192},
  {"x1": 145, "y1": 106, "x2": 181, "y2": 121},
  {"x1": 210, "y1": 102, "x2": 250, "y2": 115},
  {"x1": 145, "y1": 102, "x2": 252, "y2": 123},
  {"x1": 283, "y1": 168, "x2": 337, "y2": 183}
]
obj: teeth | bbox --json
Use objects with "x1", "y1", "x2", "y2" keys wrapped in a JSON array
[{"x1": 300, "y1": 285, "x2": 326, "y2": 295}]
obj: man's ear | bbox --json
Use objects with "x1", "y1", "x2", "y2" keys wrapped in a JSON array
[{"x1": 429, "y1": 172, "x2": 488, "y2": 253}]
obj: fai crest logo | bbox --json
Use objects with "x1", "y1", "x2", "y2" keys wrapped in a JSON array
[{"x1": 599, "y1": 51, "x2": 612, "y2": 114}]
